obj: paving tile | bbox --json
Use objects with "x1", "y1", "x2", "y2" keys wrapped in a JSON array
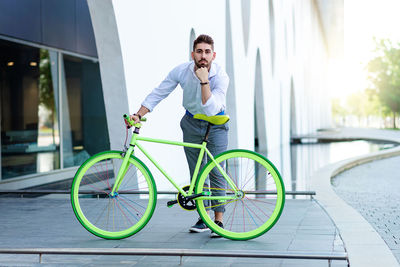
[
  {"x1": 333, "y1": 155, "x2": 400, "y2": 265},
  {"x1": 280, "y1": 259, "x2": 330, "y2": 267},
  {"x1": 0, "y1": 198, "x2": 342, "y2": 266}
]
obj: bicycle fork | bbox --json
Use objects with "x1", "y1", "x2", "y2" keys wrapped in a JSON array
[{"x1": 110, "y1": 146, "x2": 135, "y2": 197}]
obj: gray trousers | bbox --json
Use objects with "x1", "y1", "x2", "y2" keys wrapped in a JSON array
[{"x1": 180, "y1": 114, "x2": 228, "y2": 212}]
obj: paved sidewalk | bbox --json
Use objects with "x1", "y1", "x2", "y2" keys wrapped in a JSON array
[
  {"x1": 2, "y1": 127, "x2": 398, "y2": 266},
  {"x1": 333, "y1": 155, "x2": 400, "y2": 263},
  {"x1": 309, "y1": 127, "x2": 400, "y2": 267},
  {"x1": 0, "y1": 197, "x2": 346, "y2": 266}
]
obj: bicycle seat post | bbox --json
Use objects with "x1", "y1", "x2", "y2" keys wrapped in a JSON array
[{"x1": 203, "y1": 123, "x2": 212, "y2": 142}]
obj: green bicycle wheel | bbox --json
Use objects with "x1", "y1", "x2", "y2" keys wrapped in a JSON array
[
  {"x1": 71, "y1": 151, "x2": 157, "y2": 239},
  {"x1": 195, "y1": 149, "x2": 285, "y2": 240}
]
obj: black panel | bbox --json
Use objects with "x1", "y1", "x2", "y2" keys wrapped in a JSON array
[
  {"x1": 81, "y1": 61, "x2": 109, "y2": 154},
  {"x1": 41, "y1": 0, "x2": 76, "y2": 52},
  {"x1": 0, "y1": 0, "x2": 41, "y2": 43},
  {"x1": 0, "y1": 0, "x2": 97, "y2": 57},
  {"x1": 75, "y1": 0, "x2": 97, "y2": 57}
]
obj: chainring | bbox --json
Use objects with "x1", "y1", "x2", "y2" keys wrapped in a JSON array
[{"x1": 177, "y1": 185, "x2": 196, "y2": 211}]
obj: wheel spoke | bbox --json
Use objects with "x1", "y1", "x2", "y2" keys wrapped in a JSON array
[{"x1": 71, "y1": 152, "x2": 155, "y2": 239}]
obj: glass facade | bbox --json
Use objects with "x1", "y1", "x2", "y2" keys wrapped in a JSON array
[
  {"x1": 1, "y1": 39, "x2": 109, "y2": 180},
  {"x1": 62, "y1": 54, "x2": 110, "y2": 167}
]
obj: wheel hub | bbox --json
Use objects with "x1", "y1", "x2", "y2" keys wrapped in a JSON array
[
  {"x1": 109, "y1": 192, "x2": 119, "y2": 198},
  {"x1": 235, "y1": 190, "x2": 245, "y2": 199}
]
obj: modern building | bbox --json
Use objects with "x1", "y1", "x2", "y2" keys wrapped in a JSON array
[
  {"x1": 0, "y1": 0, "x2": 343, "y2": 191},
  {"x1": 0, "y1": 0, "x2": 109, "y2": 188}
]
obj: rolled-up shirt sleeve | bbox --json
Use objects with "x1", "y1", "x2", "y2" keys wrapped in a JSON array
[
  {"x1": 201, "y1": 70, "x2": 229, "y2": 116},
  {"x1": 141, "y1": 68, "x2": 179, "y2": 112}
]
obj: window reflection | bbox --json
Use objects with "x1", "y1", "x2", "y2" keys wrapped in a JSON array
[
  {"x1": 1, "y1": 39, "x2": 109, "y2": 180},
  {"x1": 1, "y1": 41, "x2": 60, "y2": 179},
  {"x1": 37, "y1": 49, "x2": 60, "y2": 173}
]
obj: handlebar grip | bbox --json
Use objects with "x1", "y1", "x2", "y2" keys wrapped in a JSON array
[{"x1": 123, "y1": 114, "x2": 146, "y2": 126}]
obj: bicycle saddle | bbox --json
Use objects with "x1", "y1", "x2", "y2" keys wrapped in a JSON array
[{"x1": 193, "y1": 114, "x2": 230, "y2": 125}]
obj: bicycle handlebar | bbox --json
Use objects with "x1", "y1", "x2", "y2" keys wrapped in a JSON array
[{"x1": 123, "y1": 114, "x2": 146, "y2": 129}]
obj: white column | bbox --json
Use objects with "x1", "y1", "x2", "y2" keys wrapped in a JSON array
[{"x1": 87, "y1": 0, "x2": 129, "y2": 150}]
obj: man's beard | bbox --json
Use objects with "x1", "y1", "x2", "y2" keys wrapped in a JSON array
[{"x1": 195, "y1": 59, "x2": 209, "y2": 69}]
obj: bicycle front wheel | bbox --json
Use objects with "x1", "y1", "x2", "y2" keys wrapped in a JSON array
[
  {"x1": 195, "y1": 149, "x2": 285, "y2": 240},
  {"x1": 71, "y1": 151, "x2": 157, "y2": 239}
]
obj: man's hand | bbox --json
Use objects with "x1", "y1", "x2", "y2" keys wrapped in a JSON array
[
  {"x1": 129, "y1": 114, "x2": 141, "y2": 124},
  {"x1": 195, "y1": 67, "x2": 212, "y2": 104},
  {"x1": 129, "y1": 106, "x2": 150, "y2": 124},
  {"x1": 195, "y1": 67, "x2": 209, "y2": 83}
]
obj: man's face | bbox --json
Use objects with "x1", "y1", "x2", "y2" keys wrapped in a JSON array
[{"x1": 192, "y1": 43, "x2": 216, "y2": 70}]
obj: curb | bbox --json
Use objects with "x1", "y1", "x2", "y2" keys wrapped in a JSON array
[{"x1": 311, "y1": 145, "x2": 400, "y2": 267}]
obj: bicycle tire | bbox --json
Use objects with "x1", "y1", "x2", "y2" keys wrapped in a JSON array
[
  {"x1": 71, "y1": 151, "x2": 157, "y2": 239},
  {"x1": 195, "y1": 149, "x2": 285, "y2": 240}
]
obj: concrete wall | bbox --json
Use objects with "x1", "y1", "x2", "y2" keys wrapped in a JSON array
[{"x1": 101, "y1": 0, "x2": 335, "y2": 190}]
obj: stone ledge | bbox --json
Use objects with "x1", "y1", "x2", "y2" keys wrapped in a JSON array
[{"x1": 311, "y1": 145, "x2": 400, "y2": 267}]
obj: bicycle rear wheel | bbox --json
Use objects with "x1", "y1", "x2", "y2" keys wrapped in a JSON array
[
  {"x1": 195, "y1": 149, "x2": 285, "y2": 240},
  {"x1": 71, "y1": 151, "x2": 156, "y2": 239}
]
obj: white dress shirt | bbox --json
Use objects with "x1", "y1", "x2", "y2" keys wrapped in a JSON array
[{"x1": 141, "y1": 61, "x2": 229, "y2": 116}]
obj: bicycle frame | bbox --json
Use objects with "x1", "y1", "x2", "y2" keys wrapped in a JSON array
[{"x1": 110, "y1": 132, "x2": 239, "y2": 201}]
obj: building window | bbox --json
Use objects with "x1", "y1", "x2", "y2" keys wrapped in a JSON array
[
  {"x1": 1, "y1": 39, "x2": 109, "y2": 180},
  {"x1": 61, "y1": 54, "x2": 109, "y2": 168}
]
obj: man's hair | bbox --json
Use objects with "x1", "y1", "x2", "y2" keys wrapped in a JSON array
[{"x1": 193, "y1": 34, "x2": 214, "y2": 51}]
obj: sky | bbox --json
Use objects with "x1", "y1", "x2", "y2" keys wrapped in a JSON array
[{"x1": 329, "y1": 0, "x2": 400, "y2": 99}]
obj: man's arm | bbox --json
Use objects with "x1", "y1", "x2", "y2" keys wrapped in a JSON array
[
  {"x1": 196, "y1": 66, "x2": 229, "y2": 116},
  {"x1": 195, "y1": 67, "x2": 211, "y2": 104},
  {"x1": 130, "y1": 64, "x2": 182, "y2": 123},
  {"x1": 130, "y1": 105, "x2": 150, "y2": 123}
]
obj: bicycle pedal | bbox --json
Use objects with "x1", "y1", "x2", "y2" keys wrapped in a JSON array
[{"x1": 167, "y1": 199, "x2": 178, "y2": 207}]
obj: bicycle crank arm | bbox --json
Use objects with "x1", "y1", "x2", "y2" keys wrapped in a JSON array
[
  {"x1": 186, "y1": 193, "x2": 205, "y2": 200},
  {"x1": 166, "y1": 192, "x2": 208, "y2": 208},
  {"x1": 167, "y1": 199, "x2": 178, "y2": 208}
]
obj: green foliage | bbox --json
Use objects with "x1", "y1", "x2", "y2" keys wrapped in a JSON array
[
  {"x1": 331, "y1": 98, "x2": 347, "y2": 118},
  {"x1": 38, "y1": 49, "x2": 56, "y2": 131},
  {"x1": 367, "y1": 38, "x2": 400, "y2": 128},
  {"x1": 331, "y1": 90, "x2": 387, "y2": 127},
  {"x1": 346, "y1": 92, "x2": 365, "y2": 118},
  {"x1": 39, "y1": 49, "x2": 55, "y2": 112}
]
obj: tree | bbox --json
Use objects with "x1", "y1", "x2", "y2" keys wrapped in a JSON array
[
  {"x1": 39, "y1": 49, "x2": 55, "y2": 113},
  {"x1": 38, "y1": 49, "x2": 56, "y2": 143},
  {"x1": 331, "y1": 98, "x2": 347, "y2": 126},
  {"x1": 367, "y1": 38, "x2": 400, "y2": 128}
]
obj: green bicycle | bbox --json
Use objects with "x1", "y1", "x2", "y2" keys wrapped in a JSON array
[{"x1": 71, "y1": 114, "x2": 285, "y2": 240}]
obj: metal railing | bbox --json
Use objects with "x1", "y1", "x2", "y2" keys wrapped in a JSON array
[
  {"x1": 0, "y1": 248, "x2": 348, "y2": 266},
  {"x1": 0, "y1": 190, "x2": 316, "y2": 200},
  {"x1": 0, "y1": 190, "x2": 315, "y2": 196}
]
